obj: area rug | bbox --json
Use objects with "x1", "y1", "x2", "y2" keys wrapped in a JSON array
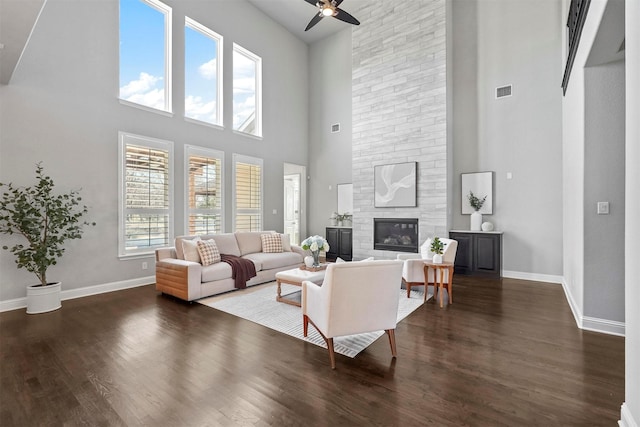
[{"x1": 198, "y1": 282, "x2": 431, "y2": 358}]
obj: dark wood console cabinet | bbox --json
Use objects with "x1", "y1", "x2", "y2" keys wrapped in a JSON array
[
  {"x1": 326, "y1": 227, "x2": 352, "y2": 261},
  {"x1": 449, "y1": 230, "x2": 502, "y2": 278}
]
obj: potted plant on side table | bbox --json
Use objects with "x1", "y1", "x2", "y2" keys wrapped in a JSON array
[
  {"x1": 0, "y1": 163, "x2": 95, "y2": 314},
  {"x1": 430, "y1": 237, "x2": 444, "y2": 264}
]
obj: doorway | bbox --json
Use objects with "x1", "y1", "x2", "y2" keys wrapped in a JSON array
[{"x1": 283, "y1": 163, "x2": 306, "y2": 245}]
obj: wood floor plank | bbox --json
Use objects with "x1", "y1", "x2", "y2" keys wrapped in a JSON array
[{"x1": 0, "y1": 276, "x2": 624, "y2": 426}]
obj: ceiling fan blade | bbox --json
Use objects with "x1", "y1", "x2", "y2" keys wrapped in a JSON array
[
  {"x1": 305, "y1": 13, "x2": 324, "y2": 31},
  {"x1": 303, "y1": 0, "x2": 317, "y2": 5},
  {"x1": 334, "y1": 8, "x2": 360, "y2": 26},
  {"x1": 335, "y1": 0, "x2": 345, "y2": 6}
]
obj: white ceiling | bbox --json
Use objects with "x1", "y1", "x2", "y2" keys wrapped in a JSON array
[{"x1": 246, "y1": 0, "x2": 365, "y2": 45}]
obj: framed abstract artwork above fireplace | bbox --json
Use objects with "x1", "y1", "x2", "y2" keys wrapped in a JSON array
[{"x1": 374, "y1": 162, "x2": 417, "y2": 207}]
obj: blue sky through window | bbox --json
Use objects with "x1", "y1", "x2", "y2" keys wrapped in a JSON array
[
  {"x1": 119, "y1": 0, "x2": 167, "y2": 110},
  {"x1": 185, "y1": 22, "x2": 219, "y2": 124}
]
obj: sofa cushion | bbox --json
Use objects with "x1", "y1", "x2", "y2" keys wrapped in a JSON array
[
  {"x1": 210, "y1": 233, "x2": 241, "y2": 257},
  {"x1": 182, "y1": 237, "x2": 202, "y2": 263},
  {"x1": 242, "y1": 251, "x2": 303, "y2": 270},
  {"x1": 175, "y1": 235, "x2": 199, "y2": 260},
  {"x1": 201, "y1": 262, "x2": 233, "y2": 283},
  {"x1": 236, "y1": 231, "x2": 267, "y2": 256},
  {"x1": 197, "y1": 239, "x2": 221, "y2": 266},
  {"x1": 261, "y1": 233, "x2": 283, "y2": 253}
]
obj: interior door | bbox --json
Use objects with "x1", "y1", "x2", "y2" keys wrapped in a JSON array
[{"x1": 284, "y1": 173, "x2": 301, "y2": 245}]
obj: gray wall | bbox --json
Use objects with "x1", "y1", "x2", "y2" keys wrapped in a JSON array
[
  {"x1": 307, "y1": 29, "x2": 353, "y2": 238},
  {"x1": 0, "y1": 0, "x2": 309, "y2": 300},
  {"x1": 584, "y1": 60, "x2": 625, "y2": 323},
  {"x1": 451, "y1": 0, "x2": 564, "y2": 278}
]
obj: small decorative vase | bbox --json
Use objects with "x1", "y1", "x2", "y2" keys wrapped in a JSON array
[
  {"x1": 481, "y1": 221, "x2": 494, "y2": 232},
  {"x1": 311, "y1": 250, "x2": 321, "y2": 267},
  {"x1": 26, "y1": 282, "x2": 62, "y2": 314},
  {"x1": 304, "y1": 256, "x2": 314, "y2": 268},
  {"x1": 432, "y1": 254, "x2": 443, "y2": 264},
  {"x1": 337, "y1": 220, "x2": 343, "y2": 227},
  {"x1": 470, "y1": 210, "x2": 482, "y2": 231}
]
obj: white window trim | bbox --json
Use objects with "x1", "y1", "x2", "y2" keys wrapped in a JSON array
[
  {"x1": 184, "y1": 145, "x2": 225, "y2": 235},
  {"x1": 119, "y1": 0, "x2": 172, "y2": 114},
  {"x1": 232, "y1": 43, "x2": 262, "y2": 138},
  {"x1": 118, "y1": 131, "x2": 174, "y2": 259},
  {"x1": 184, "y1": 17, "x2": 224, "y2": 127},
  {"x1": 232, "y1": 153, "x2": 263, "y2": 232}
]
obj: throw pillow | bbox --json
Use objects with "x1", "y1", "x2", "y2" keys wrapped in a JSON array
[
  {"x1": 197, "y1": 239, "x2": 221, "y2": 266},
  {"x1": 261, "y1": 233, "x2": 283, "y2": 253},
  {"x1": 182, "y1": 237, "x2": 202, "y2": 263},
  {"x1": 280, "y1": 234, "x2": 292, "y2": 252}
]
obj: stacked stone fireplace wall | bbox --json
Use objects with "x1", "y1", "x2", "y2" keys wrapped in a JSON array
[{"x1": 351, "y1": 1, "x2": 448, "y2": 260}]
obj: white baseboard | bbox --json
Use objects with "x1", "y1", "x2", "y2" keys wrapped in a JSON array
[
  {"x1": 0, "y1": 276, "x2": 155, "y2": 313},
  {"x1": 561, "y1": 278, "x2": 625, "y2": 337},
  {"x1": 502, "y1": 270, "x2": 563, "y2": 284},
  {"x1": 620, "y1": 403, "x2": 639, "y2": 427}
]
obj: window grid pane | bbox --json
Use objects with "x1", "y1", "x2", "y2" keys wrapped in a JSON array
[
  {"x1": 188, "y1": 154, "x2": 222, "y2": 235},
  {"x1": 235, "y1": 161, "x2": 261, "y2": 232},
  {"x1": 233, "y1": 45, "x2": 260, "y2": 135},
  {"x1": 124, "y1": 141, "x2": 170, "y2": 252},
  {"x1": 119, "y1": 0, "x2": 171, "y2": 112},
  {"x1": 185, "y1": 19, "x2": 220, "y2": 125}
]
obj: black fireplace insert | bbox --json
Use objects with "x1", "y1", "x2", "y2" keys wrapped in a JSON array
[{"x1": 373, "y1": 218, "x2": 419, "y2": 253}]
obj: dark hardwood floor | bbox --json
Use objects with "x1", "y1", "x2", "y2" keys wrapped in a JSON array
[{"x1": 1, "y1": 276, "x2": 624, "y2": 426}]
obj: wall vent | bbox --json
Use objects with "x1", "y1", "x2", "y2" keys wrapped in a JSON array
[
  {"x1": 331, "y1": 123, "x2": 340, "y2": 133},
  {"x1": 496, "y1": 85, "x2": 513, "y2": 99}
]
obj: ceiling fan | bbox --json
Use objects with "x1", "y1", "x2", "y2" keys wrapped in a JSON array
[{"x1": 303, "y1": 0, "x2": 360, "y2": 31}]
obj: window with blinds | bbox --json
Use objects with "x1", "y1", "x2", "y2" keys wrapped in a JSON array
[
  {"x1": 186, "y1": 146, "x2": 223, "y2": 235},
  {"x1": 233, "y1": 155, "x2": 262, "y2": 232},
  {"x1": 119, "y1": 132, "x2": 173, "y2": 257}
]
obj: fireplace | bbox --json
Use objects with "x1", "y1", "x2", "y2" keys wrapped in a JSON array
[{"x1": 373, "y1": 218, "x2": 419, "y2": 253}]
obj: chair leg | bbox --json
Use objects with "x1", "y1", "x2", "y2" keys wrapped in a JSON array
[
  {"x1": 326, "y1": 338, "x2": 336, "y2": 369},
  {"x1": 303, "y1": 314, "x2": 309, "y2": 337},
  {"x1": 403, "y1": 278, "x2": 411, "y2": 298},
  {"x1": 386, "y1": 329, "x2": 397, "y2": 358}
]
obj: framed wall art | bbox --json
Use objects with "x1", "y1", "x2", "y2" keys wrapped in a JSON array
[
  {"x1": 374, "y1": 162, "x2": 417, "y2": 207},
  {"x1": 461, "y1": 171, "x2": 493, "y2": 214}
]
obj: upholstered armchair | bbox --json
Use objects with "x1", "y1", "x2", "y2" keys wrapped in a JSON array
[
  {"x1": 396, "y1": 238, "x2": 458, "y2": 298},
  {"x1": 301, "y1": 260, "x2": 404, "y2": 369}
]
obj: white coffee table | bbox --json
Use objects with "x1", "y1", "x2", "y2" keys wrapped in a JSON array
[{"x1": 275, "y1": 266, "x2": 327, "y2": 307}]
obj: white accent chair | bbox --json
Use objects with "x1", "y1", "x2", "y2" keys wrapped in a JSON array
[
  {"x1": 301, "y1": 260, "x2": 404, "y2": 369},
  {"x1": 396, "y1": 238, "x2": 458, "y2": 299}
]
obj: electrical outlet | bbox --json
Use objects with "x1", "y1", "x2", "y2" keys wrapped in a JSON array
[{"x1": 142, "y1": 262, "x2": 148, "y2": 270}]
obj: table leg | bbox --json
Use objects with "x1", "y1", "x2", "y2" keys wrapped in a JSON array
[
  {"x1": 439, "y1": 268, "x2": 445, "y2": 308},
  {"x1": 448, "y1": 266, "x2": 453, "y2": 304},
  {"x1": 276, "y1": 279, "x2": 282, "y2": 302}
]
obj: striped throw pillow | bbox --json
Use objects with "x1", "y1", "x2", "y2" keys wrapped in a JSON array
[
  {"x1": 261, "y1": 233, "x2": 283, "y2": 253},
  {"x1": 196, "y1": 239, "x2": 221, "y2": 266}
]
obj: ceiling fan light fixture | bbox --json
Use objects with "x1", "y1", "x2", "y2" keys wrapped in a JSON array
[{"x1": 321, "y1": 7, "x2": 334, "y2": 16}]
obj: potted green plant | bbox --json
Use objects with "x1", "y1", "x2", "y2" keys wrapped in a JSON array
[
  {"x1": 467, "y1": 191, "x2": 487, "y2": 231},
  {"x1": 0, "y1": 163, "x2": 95, "y2": 314},
  {"x1": 430, "y1": 236, "x2": 444, "y2": 264}
]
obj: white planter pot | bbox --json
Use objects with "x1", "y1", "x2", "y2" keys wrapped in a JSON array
[
  {"x1": 26, "y1": 282, "x2": 62, "y2": 314},
  {"x1": 470, "y1": 211, "x2": 483, "y2": 231},
  {"x1": 432, "y1": 254, "x2": 443, "y2": 264}
]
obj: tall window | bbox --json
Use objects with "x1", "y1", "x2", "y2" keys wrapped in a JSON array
[
  {"x1": 119, "y1": 132, "x2": 173, "y2": 257},
  {"x1": 186, "y1": 146, "x2": 223, "y2": 235},
  {"x1": 233, "y1": 44, "x2": 262, "y2": 137},
  {"x1": 233, "y1": 154, "x2": 263, "y2": 232},
  {"x1": 119, "y1": 0, "x2": 172, "y2": 112},
  {"x1": 185, "y1": 18, "x2": 223, "y2": 126}
]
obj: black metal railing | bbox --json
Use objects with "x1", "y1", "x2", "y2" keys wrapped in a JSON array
[{"x1": 562, "y1": 0, "x2": 591, "y2": 95}]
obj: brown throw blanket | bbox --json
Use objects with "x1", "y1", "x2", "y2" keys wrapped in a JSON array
[{"x1": 220, "y1": 254, "x2": 257, "y2": 289}]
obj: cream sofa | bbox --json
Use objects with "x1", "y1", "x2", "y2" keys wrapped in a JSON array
[{"x1": 155, "y1": 231, "x2": 306, "y2": 301}]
